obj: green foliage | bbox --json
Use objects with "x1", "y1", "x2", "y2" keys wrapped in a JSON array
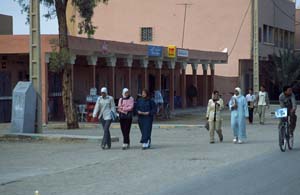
[
  {"x1": 270, "y1": 50, "x2": 300, "y2": 90},
  {"x1": 48, "y1": 39, "x2": 70, "y2": 73},
  {"x1": 15, "y1": 0, "x2": 109, "y2": 36}
]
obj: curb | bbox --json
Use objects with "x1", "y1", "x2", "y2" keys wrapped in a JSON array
[
  {"x1": 0, "y1": 133, "x2": 119, "y2": 143},
  {"x1": 110, "y1": 124, "x2": 206, "y2": 129}
]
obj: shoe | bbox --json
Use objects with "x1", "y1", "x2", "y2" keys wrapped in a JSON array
[
  {"x1": 142, "y1": 143, "x2": 147, "y2": 150},
  {"x1": 101, "y1": 144, "x2": 106, "y2": 150},
  {"x1": 238, "y1": 140, "x2": 243, "y2": 144},
  {"x1": 233, "y1": 137, "x2": 238, "y2": 144},
  {"x1": 122, "y1": 144, "x2": 127, "y2": 150},
  {"x1": 210, "y1": 141, "x2": 215, "y2": 144},
  {"x1": 219, "y1": 134, "x2": 223, "y2": 142}
]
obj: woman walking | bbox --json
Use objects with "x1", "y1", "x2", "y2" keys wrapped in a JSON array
[
  {"x1": 206, "y1": 90, "x2": 224, "y2": 144},
  {"x1": 118, "y1": 88, "x2": 134, "y2": 150},
  {"x1": 229, "y1": 87, "x2": 249, "y2": 144},
  {"x1": 246, "y1": 88, "x2": 256, "y2": 124},
  {"x1": 93, "y1": 87, "x2": 116, "y2": 149},
  {"x1": 136, "y1": 89, "x2": 156, "y2": 149}
]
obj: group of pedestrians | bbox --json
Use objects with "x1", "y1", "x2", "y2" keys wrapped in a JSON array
[
  {"x1": 92, "y1": 87, "x2": 156, "y2": 150},
  {"x1": 92, "y1": 84, "x2": 297, "y2": 149},
  {"x1": 206, "y1": 85, "x2": 297, "y2": 144}
]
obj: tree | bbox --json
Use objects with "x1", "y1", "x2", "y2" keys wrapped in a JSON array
[
  {"x1": 270, "y1": 50, "x2": 300, "y2": 92},
  {"x1": 16, "y1": 0, "x2": 108, "y2": 128}
]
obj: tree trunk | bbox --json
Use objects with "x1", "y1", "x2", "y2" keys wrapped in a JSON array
[{"x1": 55, "y1": 0, "x2": 79, "y2": 129}]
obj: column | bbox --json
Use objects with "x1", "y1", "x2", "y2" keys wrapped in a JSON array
[
  {"x1": 202, "y1": 64, "x2": 208, "y2": 105},
  {"x1": 192, "y1": 63, "x2": 198, "y2": 106},
  {"x1": 141, "y1": 58, "x2": 149, "y2": 90},
  {"x1": 209, "y1": 63, "x2": 215, "y2": 96},
  {"x1": 155, "y1": 60, "x2": 163, "y2": 91},
  {"x1": 169, "y1": 60, "x2": 176, "y2": 111},
  {"x1": 125, "y1": 56, "x2": 133, "y2": 90},
  {"x1": 180, "y1": 62, "x2": 187, "y2": 109},
  {"x1": 43, "y1": 53, "x2": 50, "y2": 124},
  {"x1": 106, "y1": 56, "x2": 117, "y2": 97},
  {"x1": 87, "y1": 55, "x2": 98, "y2": 88}
]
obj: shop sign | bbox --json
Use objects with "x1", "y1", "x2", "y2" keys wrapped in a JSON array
[
  {"x1": 177, "y1": 49, "x2": 189, "y2": 57},
  {"x1": 148, "y1": 45, "x2": 163, "y2": 57},
  {"x1": 167, "y1": 45, "x2": 176, "y2": 58}
]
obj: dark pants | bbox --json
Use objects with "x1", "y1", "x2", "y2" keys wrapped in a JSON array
[
  {"x1": 120, "y1": 118, "x2": 132, "y2": 144},
  {"x1": 289, "y1": 112, "x2": 297, "y2": 133},
  {"x1": 280, "y1": 112, "x2": 297, "y2": 134},
  {"x1": 101, "y1": 118, "x2": 112, "y2": 147},
  {"x1": 248, "y1": 107, "x2": 254, "y2": 123},
  {"x1": 138, "y1": 116, "x2": 153, "y2": 144}
]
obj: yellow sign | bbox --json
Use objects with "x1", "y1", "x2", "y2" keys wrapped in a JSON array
[{"x1": 167, "y1": 45, "x2": 176, "y2": 58}]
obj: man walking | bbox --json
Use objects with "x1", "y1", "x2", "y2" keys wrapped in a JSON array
[
  {"x1": 246, "y1": 88, "x2": 256, "y2": 124},
  {"x1": 256, "y1": 85, "x2": 269, "y2": 125}
]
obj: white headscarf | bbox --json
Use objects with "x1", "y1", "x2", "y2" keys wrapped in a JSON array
[
  {"x1": 122, "y1": 88, "x2": 129, "y2": 98},
  {"x1": 101, "y1": 87, "x2": 108, "y2": 94},
  {"x1": 234, "y1": 87, "x2": 241, "y2": 97}
]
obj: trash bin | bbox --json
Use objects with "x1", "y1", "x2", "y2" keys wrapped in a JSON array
[{"x1": 11, "y1": 82, "x2": 36, "y2": 133}]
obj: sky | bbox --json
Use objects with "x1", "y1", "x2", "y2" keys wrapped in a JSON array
[{"x1": 0, "y1": 0, "x2": 300, "y2": 35}]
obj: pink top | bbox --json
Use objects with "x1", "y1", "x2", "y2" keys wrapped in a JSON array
[{"x1": 118, "y1": 97, "x2": 134, "y2": 114}]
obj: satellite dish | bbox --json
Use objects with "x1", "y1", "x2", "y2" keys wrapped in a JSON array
[{"x1": 222, "y1": 48, "x2": 228, "y2": 53}]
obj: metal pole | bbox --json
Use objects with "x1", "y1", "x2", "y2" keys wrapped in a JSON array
[
  {"x1": 177, "y1": 3, "x2": 192, "y2": 48},
  {"x1": 253, "y1": 0, "x2": 259, "y2": 93},
  {"x1": 29, "y1": 0, "x2": 42, "y2": 133}
]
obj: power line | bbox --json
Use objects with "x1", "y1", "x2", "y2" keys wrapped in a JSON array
[
  {"x1": 271, "y1": 0, "x2": 300, "y2": 25},
  {"x1": 177, "y1": 3, "x2": 192, "y2": 48},
  {"x1": 228, "y1": 0, "x2": 252, "y2": 56}
]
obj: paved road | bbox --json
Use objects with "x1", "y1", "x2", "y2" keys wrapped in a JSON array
[
  {"x1": 155, "y1": 146, "x2": 300, "y2": 195},
  {"x1": 0, "y1": 106, "x2": 299, "y2": 195}
]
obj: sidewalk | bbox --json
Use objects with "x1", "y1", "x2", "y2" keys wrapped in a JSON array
[{"x1": 0, "y1": 105, "x2": 280, "y2": 143}]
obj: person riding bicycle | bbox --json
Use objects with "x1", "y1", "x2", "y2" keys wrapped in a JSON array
[{"x1": 279, "y1": 85, "x2": 297, "y2": 137}]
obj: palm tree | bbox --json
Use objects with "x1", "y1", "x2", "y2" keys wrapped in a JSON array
[{"x1": 270, "y1": 50, "x2": 300, "y2": 92}]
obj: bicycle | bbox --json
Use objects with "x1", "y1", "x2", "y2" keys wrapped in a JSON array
[{"x1": 275, "y1": 108, "x2": 293, "y2": 152}]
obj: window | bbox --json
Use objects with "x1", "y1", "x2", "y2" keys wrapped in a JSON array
[
  {"x1": 279, "y1": 29, "x2": 284, "y2": 48},
  {"x1": 263, "y1": 25, "x2": 268, "y2": 43},
  {"x1": 141, "y1": 27, "x2": 153, "y2": 42},
  {"x1": 274, "y1": 28, "x2": 278, "y2": 47},
  {"x1": 290, "y1": 32, "x2": 294, "y2": 49},
  {"x1": 284, "y1": 31, "x2": 289, "y2": 48},
  {"x1": 268, "y1": 26, "x2": 273, "y2": 43}
]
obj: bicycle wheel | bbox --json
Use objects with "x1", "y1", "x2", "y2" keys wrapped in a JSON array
[
  {"x1": 279, "y1": 125, "x2": 286, "y2": 152},
  {"x1": 287, "y1": 132, "x2": 293, "y2": 150}
]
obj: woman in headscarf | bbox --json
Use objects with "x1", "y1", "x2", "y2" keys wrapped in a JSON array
[
  {"x1": 229, "y1": 87, "x2": 249, "y2": 144},
  {"x1": 118, "y1": 88, "x2": 134, "y2": 150},
  {"x1": 92, "y1": 87, "x2": 116, "y2": 149},
  {"x1": 206, "y1": 90, "x2": 224, "y2": 143},
  {"x1": 136, "y1": 89, "x2": 156, "y2": 149}
]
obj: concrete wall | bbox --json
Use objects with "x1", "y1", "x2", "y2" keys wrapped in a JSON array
[
  {"x1": 295, "y1": 9, "x2": 300, "y2": 52},
  {"x1": 0, "y1": 14, "x2": 13, "y2": 35},
  {"x1": 71, "y1": 0, "x2": 252, "y2": 78},
  {"x1": 258, "y1": 0, "x2": 296, "y2": 58}
]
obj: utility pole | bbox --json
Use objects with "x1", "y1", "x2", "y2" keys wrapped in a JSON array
[
  {"x1": 30, "y1": 0, "x2": 42, "y2": 133},
  {"x1": 177, "y1": 3, "x2": 192, "y2": 48},
  {"x1": 253, "y1": 0, "x2": 259, "y2": 93}
]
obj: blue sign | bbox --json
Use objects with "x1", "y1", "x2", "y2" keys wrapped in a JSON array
[
  {"x1": 177, "y1": 49, "x2": 189, "y2": 57},
  {"x1": 148, "y1": 45, "x2": 163, "y2": 57},
  {"x1": 275, "y1": 108, "x2": 287, "y2": 118}
]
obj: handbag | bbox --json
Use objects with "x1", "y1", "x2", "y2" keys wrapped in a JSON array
[
  {"x1": 119, "y1": 111, "x2": 133, "y2": 119},
  {"x1": 110, "y1": 111, "x2": 118, "y2": 121},
  {"x1": 205, "y1": 121, "x2": 209, "y2": 131}
]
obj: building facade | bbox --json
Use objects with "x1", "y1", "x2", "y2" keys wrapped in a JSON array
[
  {"x1": 0, "y1": 35, "x2": 227, "y2": 123},
  {"x1": 67, "y1": 0, "x2": 296, "y2": 99},
  {"x1": 0, "y1": 14, "x2": 13, "y2": 35}
]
